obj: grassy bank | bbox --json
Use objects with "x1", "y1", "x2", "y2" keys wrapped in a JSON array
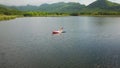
[{"x1": 0, "y1": 15, "x2": 17, "y2": 21}]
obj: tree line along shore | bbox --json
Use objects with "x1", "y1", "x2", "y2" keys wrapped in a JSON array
[{"x1": 0, "y1": 11, "x2": 120, "y2": 21}]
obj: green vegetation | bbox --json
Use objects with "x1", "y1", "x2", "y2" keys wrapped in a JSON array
[
  {"x1": 0, "y1": 5, "x2": 23, "y2": 15},
  {"x1": 37, "y1": 2, "x2": 85, "y2": 13},
  {"x1": 0, "y1": 15, "x2": 16, "y2": 21},
  {"x1": 12, "y1": 2, "x2": 85, "y2": 13},
  {"x1": 23, "y1": 12, "x2": 69, "y2": 17},
  {"x1": 80, "y1": 12, "x2": 120, "y2": 16},
  {"x1": 79, "y1": 0, "x2": 120, "y2": 16},
  {"x1": 0, "y1": 5, "x2": 23, "y2": 21},
  {"x1": 86, "y1": 0, "x2": 120, "y2": 12},
  {"x1": 12, "y1": 0, "x2": 120, "y2": 14},
  {"x1": 0, "y1": 0, "x2": 120, "y2": 21}
]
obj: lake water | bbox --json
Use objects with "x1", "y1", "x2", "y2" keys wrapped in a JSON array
[{"x1": 0, "y1": 16, "x2": 120, "y2": 68}]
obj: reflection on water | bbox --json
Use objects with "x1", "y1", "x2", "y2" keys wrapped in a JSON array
[{"x1": 0, "y1": 16, "x2": 120, "y2": 68}]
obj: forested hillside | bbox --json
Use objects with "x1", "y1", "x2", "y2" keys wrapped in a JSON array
[
  {"x1": 0, "y1": 0, "x2": 120, "y2": 17},
  {"x1": 0, "y1": 4, "x2": 22, "y2": 15}
]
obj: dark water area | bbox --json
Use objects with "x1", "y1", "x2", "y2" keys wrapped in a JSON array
[{"x1": 0, "y1": 16, "x2": 120, "y2": 68}]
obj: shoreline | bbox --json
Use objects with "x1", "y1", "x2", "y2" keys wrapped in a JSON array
[{"x1": 0, "y1": 15, "x2": 120, "y2": 21}]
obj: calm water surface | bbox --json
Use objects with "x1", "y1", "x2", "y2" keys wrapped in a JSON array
[{"x1": 0, "y1": 16, "x2": 120, "y2": 68}]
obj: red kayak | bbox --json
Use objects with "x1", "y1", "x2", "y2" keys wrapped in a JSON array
[
  {"x1": 52, "y1": 31, "x2": 61, "y2": 34},
  {"x1": 52, "y1": 27, "x2": 63, "y2": 34}
]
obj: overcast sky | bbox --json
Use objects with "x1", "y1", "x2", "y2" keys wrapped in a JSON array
[{"x1": 0, "y1": 0, "x2": 120, "y2": 6}]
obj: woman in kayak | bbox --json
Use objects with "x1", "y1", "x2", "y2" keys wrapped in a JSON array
[{"x1": 52, "y1": 27, "x2": 63, "y2": 34}]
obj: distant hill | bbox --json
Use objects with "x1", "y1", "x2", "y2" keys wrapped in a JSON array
[
  {"x1": 85, "y1": 0, "x2": 120, "y2": 12},
  {"x1": 0, "y1": 4, "x2": 22, "y2": 15},
  {"x1": 10, "y1": 1, "x2": 120, "y2": 13},
  {"x1": 0, "y1": 5, "x2": 12, "y2": 14},
  {"x1": 38, "y1": 2, "x2": 85, "y2": 13},
  {"x1": 11, "y1": 2, "x2": 85, "y2": 13},
  {"x1": 10, "y1": 5, "x2": 39, "y2": 11}
]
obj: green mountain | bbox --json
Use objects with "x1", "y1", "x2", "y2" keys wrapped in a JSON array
[
  {"x1": 0, "y1": 4, "x2": 22, "y2": 15},
  {"x1": 11, "y1": 5, "x2": 39, "y2": 11},
  {"x1": 11, "y1": 2, "x2": 85, "y2": 13},
  {"x1": 1, "y1": 0, "x2": 120, "y2": 16},
  {"x1": 38, "y1": 2, "x2": 85, "y2": 13},
  {"x1": 86, "y1": 0, "x2": 120, "y2": 12},
  {"x1": 10, "y1": 1, "x2": 120, "y2": 14}
]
